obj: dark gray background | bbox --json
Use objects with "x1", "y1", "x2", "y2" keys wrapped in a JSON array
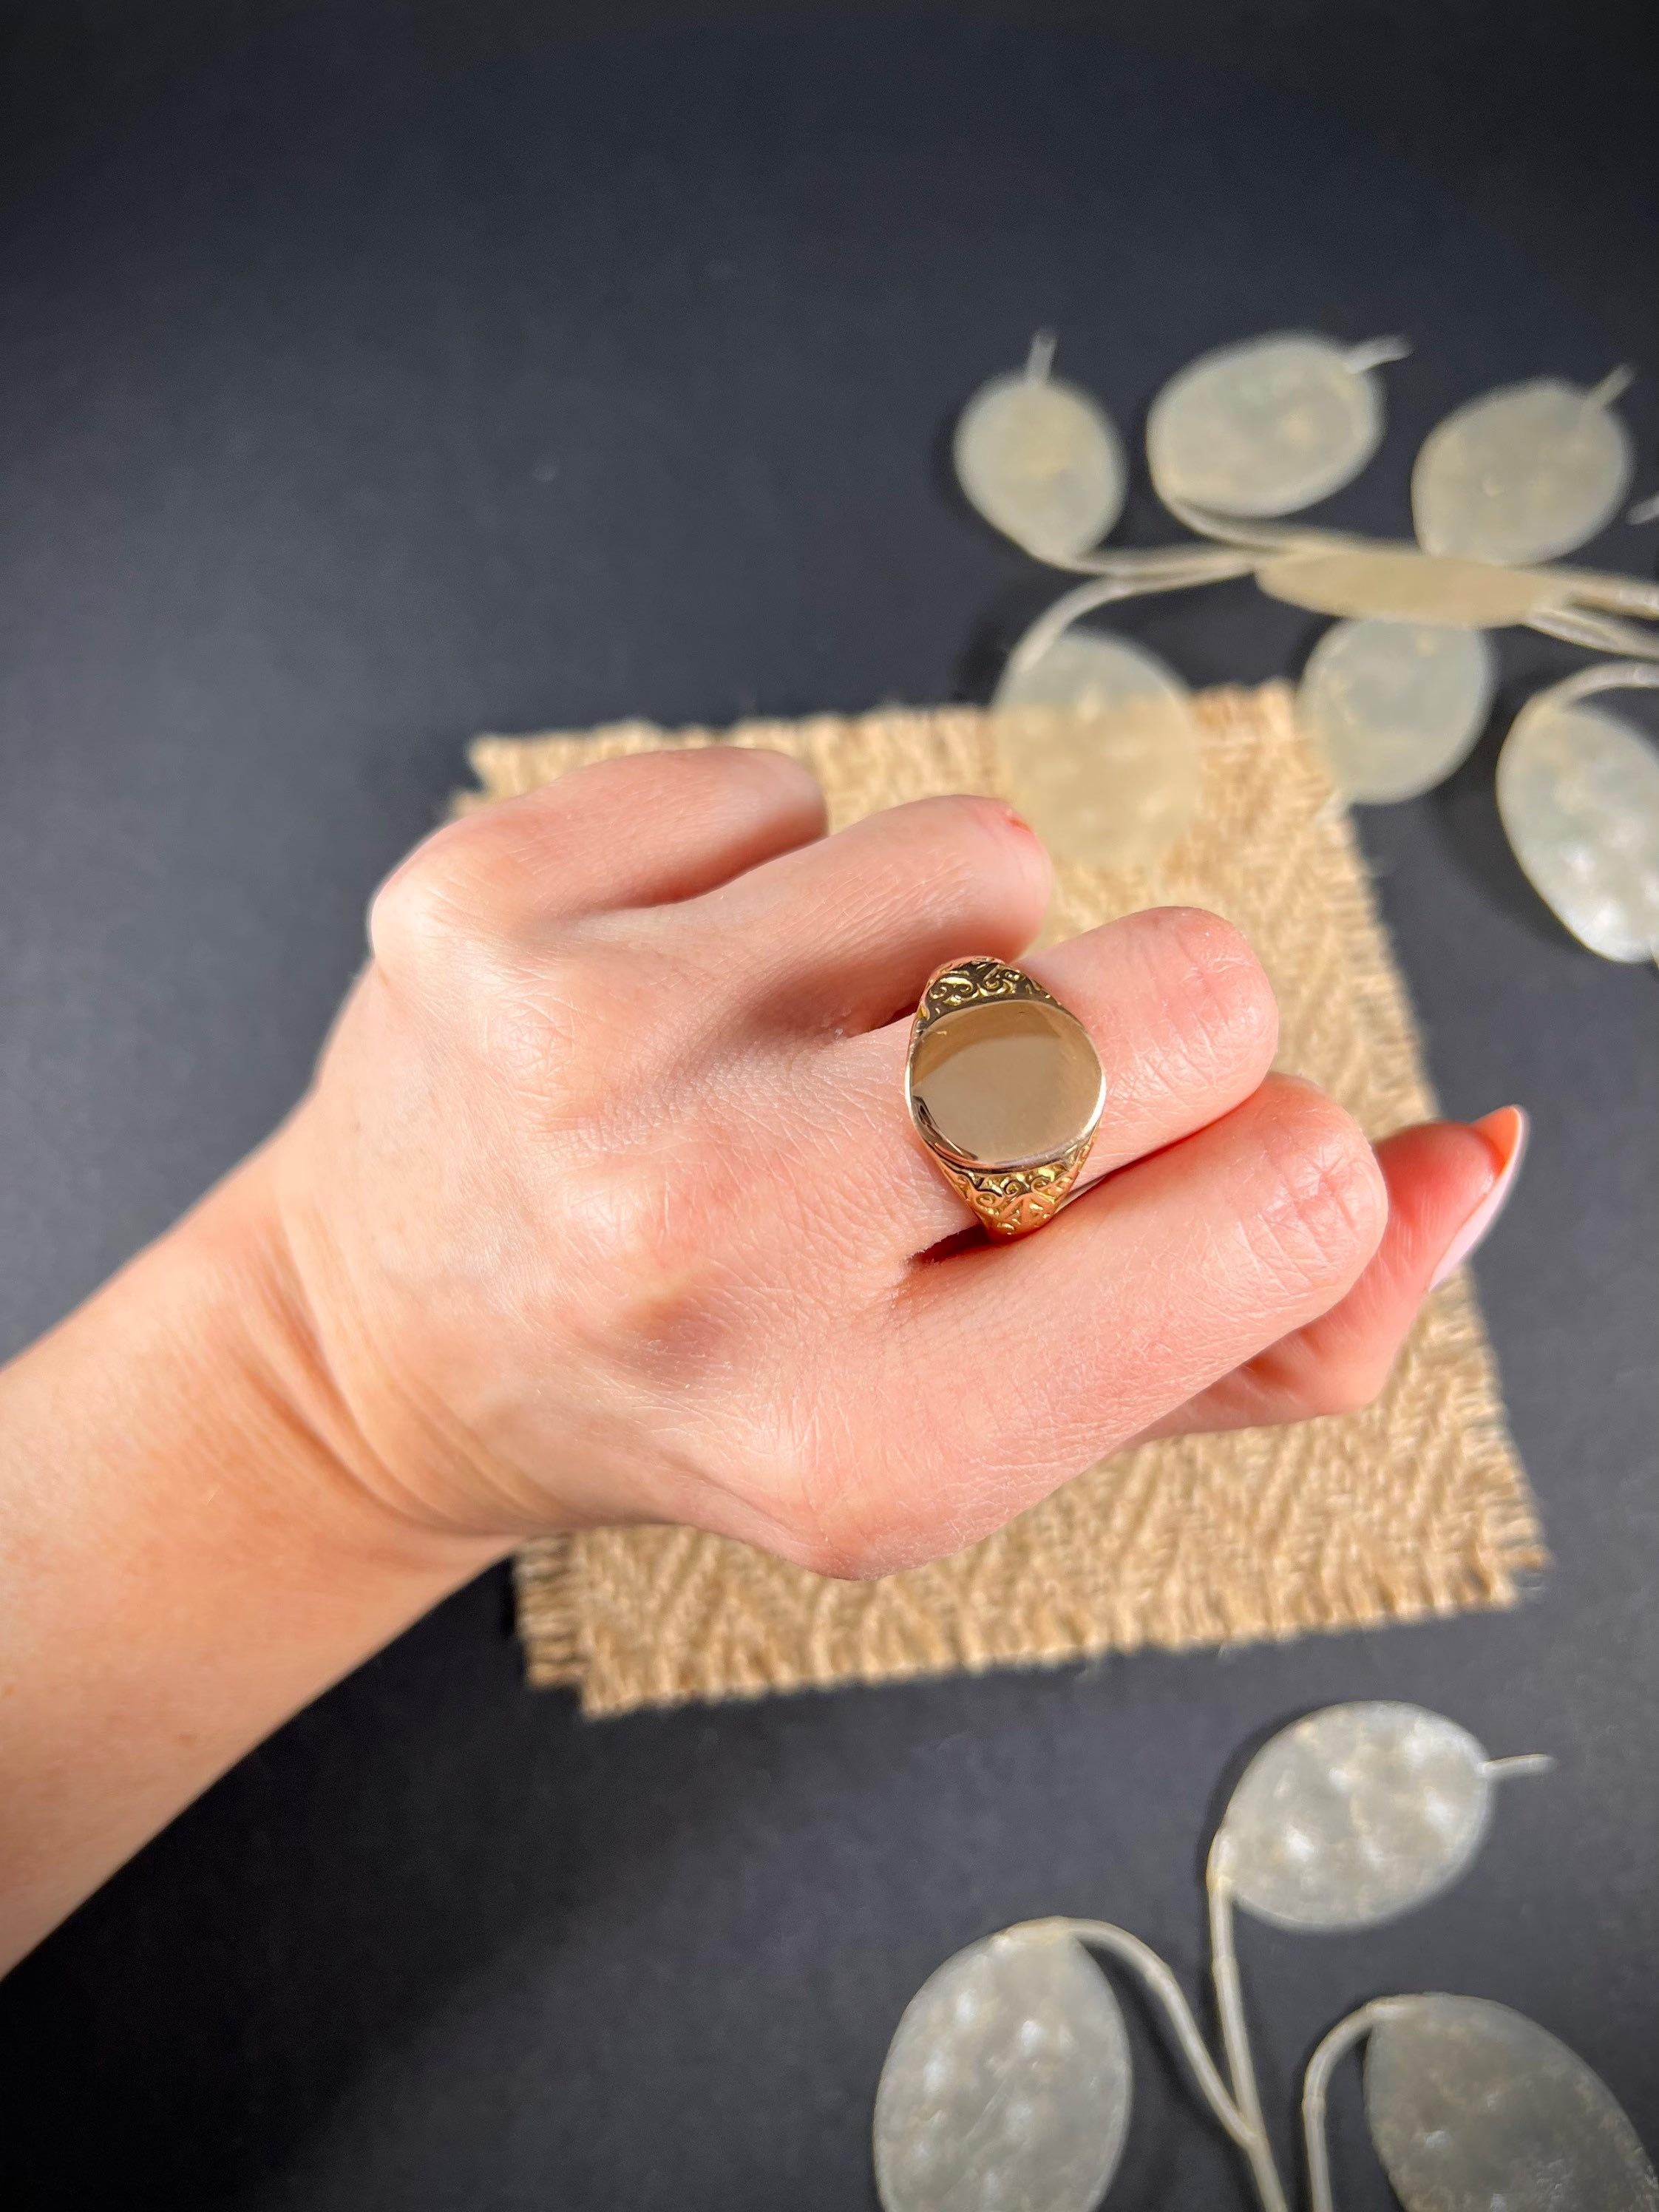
[{"x1": 1, "y1": 3, "x2": 1655, "y2": 2205}]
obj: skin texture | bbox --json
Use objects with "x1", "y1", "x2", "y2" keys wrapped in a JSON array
[{"x1": 0, "y1": 747, "x2": 1523, "y2": 1968}]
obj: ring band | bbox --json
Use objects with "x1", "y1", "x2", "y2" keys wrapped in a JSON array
[{"x1": 905, "y1": 957, "x2": 1105, "y2": 1238}]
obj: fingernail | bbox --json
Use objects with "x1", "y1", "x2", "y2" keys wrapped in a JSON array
[{"x1": 1430, "y1": 1105, "x2": 1529, "y2": 1289}]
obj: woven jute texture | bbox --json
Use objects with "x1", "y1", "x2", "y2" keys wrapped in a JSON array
[{"x1": 464, "y1": 683, "x2": 1545, "y2": 1716}]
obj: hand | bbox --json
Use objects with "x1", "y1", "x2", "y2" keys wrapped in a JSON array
[
  {"x1": 258, "y1": 745, "x2": 1522, "y2": 1579},
  {"x1": 0, "y1": 742, "x2": 1529, "y2": 1961}
]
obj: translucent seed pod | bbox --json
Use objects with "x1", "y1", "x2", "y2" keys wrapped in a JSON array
[
  {"x1": 1299, "y1": 618, "x2": 1494, "y2": 803},
  {"x1": 955, "y1": 336, "x2": 1127, "y2": 562},
  {"x1": 993, "y1": 630, "x2": 1201, "y2": 869},
  {"x1": 1366, "y1": 1995, "x2": 1659, "y2": 2212},
  {"x1": 873, "y1": 1923, "x2": 1133, "y2": 2212},
  {"x1": 1414, "y1": 370, "x2": 1635, "y2": 566},
  {"x1": 1147, "y1": 332, "x2": 1405, "y2": 519},
  {"x1": 1215, "y1": 1703, "x2": 1516, "y2": 1932},
  {"x1": 1498, "y1": 663, "x2": 1659, "y2": 962}
]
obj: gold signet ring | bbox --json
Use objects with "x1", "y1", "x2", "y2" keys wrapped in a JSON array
[{"x1": 905, "y1": 957, "x2": 1105, "y2": 1238}]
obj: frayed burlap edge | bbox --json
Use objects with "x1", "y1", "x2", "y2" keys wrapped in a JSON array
[{"x1": 463, "y1": 685, "x2": 1546, "y2": 1714}]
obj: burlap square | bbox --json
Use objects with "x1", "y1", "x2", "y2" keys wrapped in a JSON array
[{"x1": 463, "y1": 683, "x2": 1544, "y2": 1715}]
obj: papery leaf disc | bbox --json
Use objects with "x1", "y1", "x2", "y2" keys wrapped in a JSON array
[
  {"x1": 993, "y1": 631, "x2": 1200, "y2": 869},
  {"x1": 1219, "y1": 1703, "x2": 1492, "y2": 1930},
  {"x1": 1367, "y1": 1994, "x2": 1659, "y2": 2212},
  {"x1": 1299, "y1": 618, "x2": 1493, "y2": 803},
  {"x1": 1147, "y1": 333, "x2": 1385, "y2": 518},
  {"x1": 873, "y1": 1924, "x2": 1131, "y2": 2212},
  {"x1": 1499, "y1": 693, "x2": 1659, "y2": 961},
  {"x1": 955, "y1": 373, "x2": 1126, "y2": 559},
  {"x1": 1414, "y1": 377, "x2": 1634, "y2": 566}
]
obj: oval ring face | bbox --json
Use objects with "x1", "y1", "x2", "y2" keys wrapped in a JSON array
[
  {"x1": 1147, "y1": 333, "x2": 1382, "y2": 517},
  {"x1": 954, "y1": 373, "x2": 1126, "y2": 559},
  {"x1": 909, "y1": 995, "x2": 1104, "y2": 1167}
]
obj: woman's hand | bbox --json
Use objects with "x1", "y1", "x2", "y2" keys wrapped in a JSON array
[
  {"x1": 258, "y1": 744, "x2": 1521, "y2": 1579},
  {"x1": 1, "y1": 740, "x2": 1525, "y2": 1966}
]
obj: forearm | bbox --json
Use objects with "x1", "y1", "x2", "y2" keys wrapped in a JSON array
[{"x1": 0, "y1": 1155, "x2": 506, "y2": 1974}]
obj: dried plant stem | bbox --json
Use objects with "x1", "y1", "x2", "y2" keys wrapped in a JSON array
[
  {"x1": 1024, "y1": 328, "x2": 1058, "y2": 383},
  {"x1": 1150, "y1": 487, "x2": 1323, "y2": 556},
  {"x1": 1207, "y1": 1842, "x2": 1292, "y2": 2212},
  {"x1": 1560, "y1": 569, "x2": 1659, "y2": 620},
  {"x1": 1526, "y1": 662, "x2": 1659, "y2": 716},
  {"x1": 1587, "y1": 364, "x2": 1636, "y2": 410},
  {"x1": 1059, "y1": 1918, "x2": 1255, "y2": 2153},
  {"x1": 1056, "y1": 543, "x2": 1260, "y2": 585},
  {"x1": 1005, "y1": 557, "x2": 1255, "y2": 678},
  {"x1": 1344, "y1": 336, "x2": 1414, "y2": 375},
  {"x1": 1482, "y1": 1752, "x2": 1555, "y2": 1782},
  {"x1": 1301, "y1": 1997, "x2": 1409, "y2": 2211},
  {"x1": 1530, "y1": 608, "x2": 1659, "y2": 662}
]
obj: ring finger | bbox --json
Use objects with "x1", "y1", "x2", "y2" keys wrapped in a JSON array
[{"x1": 819, "y1": 903, "x2": 1280, "y2": 1258}]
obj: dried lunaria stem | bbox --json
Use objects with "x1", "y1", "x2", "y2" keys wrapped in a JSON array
[
  {"x1": 1207, "y1": 1838, "x2": 1292, "y2": 2212},
  {"x1": 1059, "y1": 1919, "x2": 1256, "y2": 2154},
  {"x1": 1301, "y1": 1998, "x2": 1407, "y2": 2212},
  {"x1": 872, "y1": 1708, "x2": 1659, "y2": 2212}
]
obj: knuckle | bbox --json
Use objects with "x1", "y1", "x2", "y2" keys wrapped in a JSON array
[
  {"x1": 1247, "y1": 1090, "x2": 1387, "y2": 1303},
  {"x1": 368, "y1": 823, "x2": 491, "y2": 976},
  {"x1": 1148, "y1": 906, "x2": 1279, "y2": 1081},
  {"x1": 704, "y1": 742, "x2": 826, "y2": 815},
  {"x1": 911, "y1": 793, "x2": 1051, "y2": 904},
  {"x1": 804, "y1": 1533, "x2": 886, "y2": 1583}
]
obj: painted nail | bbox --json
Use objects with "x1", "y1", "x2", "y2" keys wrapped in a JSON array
[{"x1": 1430, "y1": 1105, "x2": 1529, "y2": 1289}]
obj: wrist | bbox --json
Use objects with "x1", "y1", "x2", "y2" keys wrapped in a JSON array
[
  {"x1": 0, "y1": 1144, "x2": 506, "y2": 1970},
  {"x1": 168, "y1": 1145, "x2": 512, "y2": 1585}
]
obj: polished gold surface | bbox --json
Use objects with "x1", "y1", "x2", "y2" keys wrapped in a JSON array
[
  {"x1": 911, "y1": 1001, "x2": 1102, "y2": 1163},
  {"x1": 906, "y1": 958, "x2": 1104, "y2": 1236}
]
